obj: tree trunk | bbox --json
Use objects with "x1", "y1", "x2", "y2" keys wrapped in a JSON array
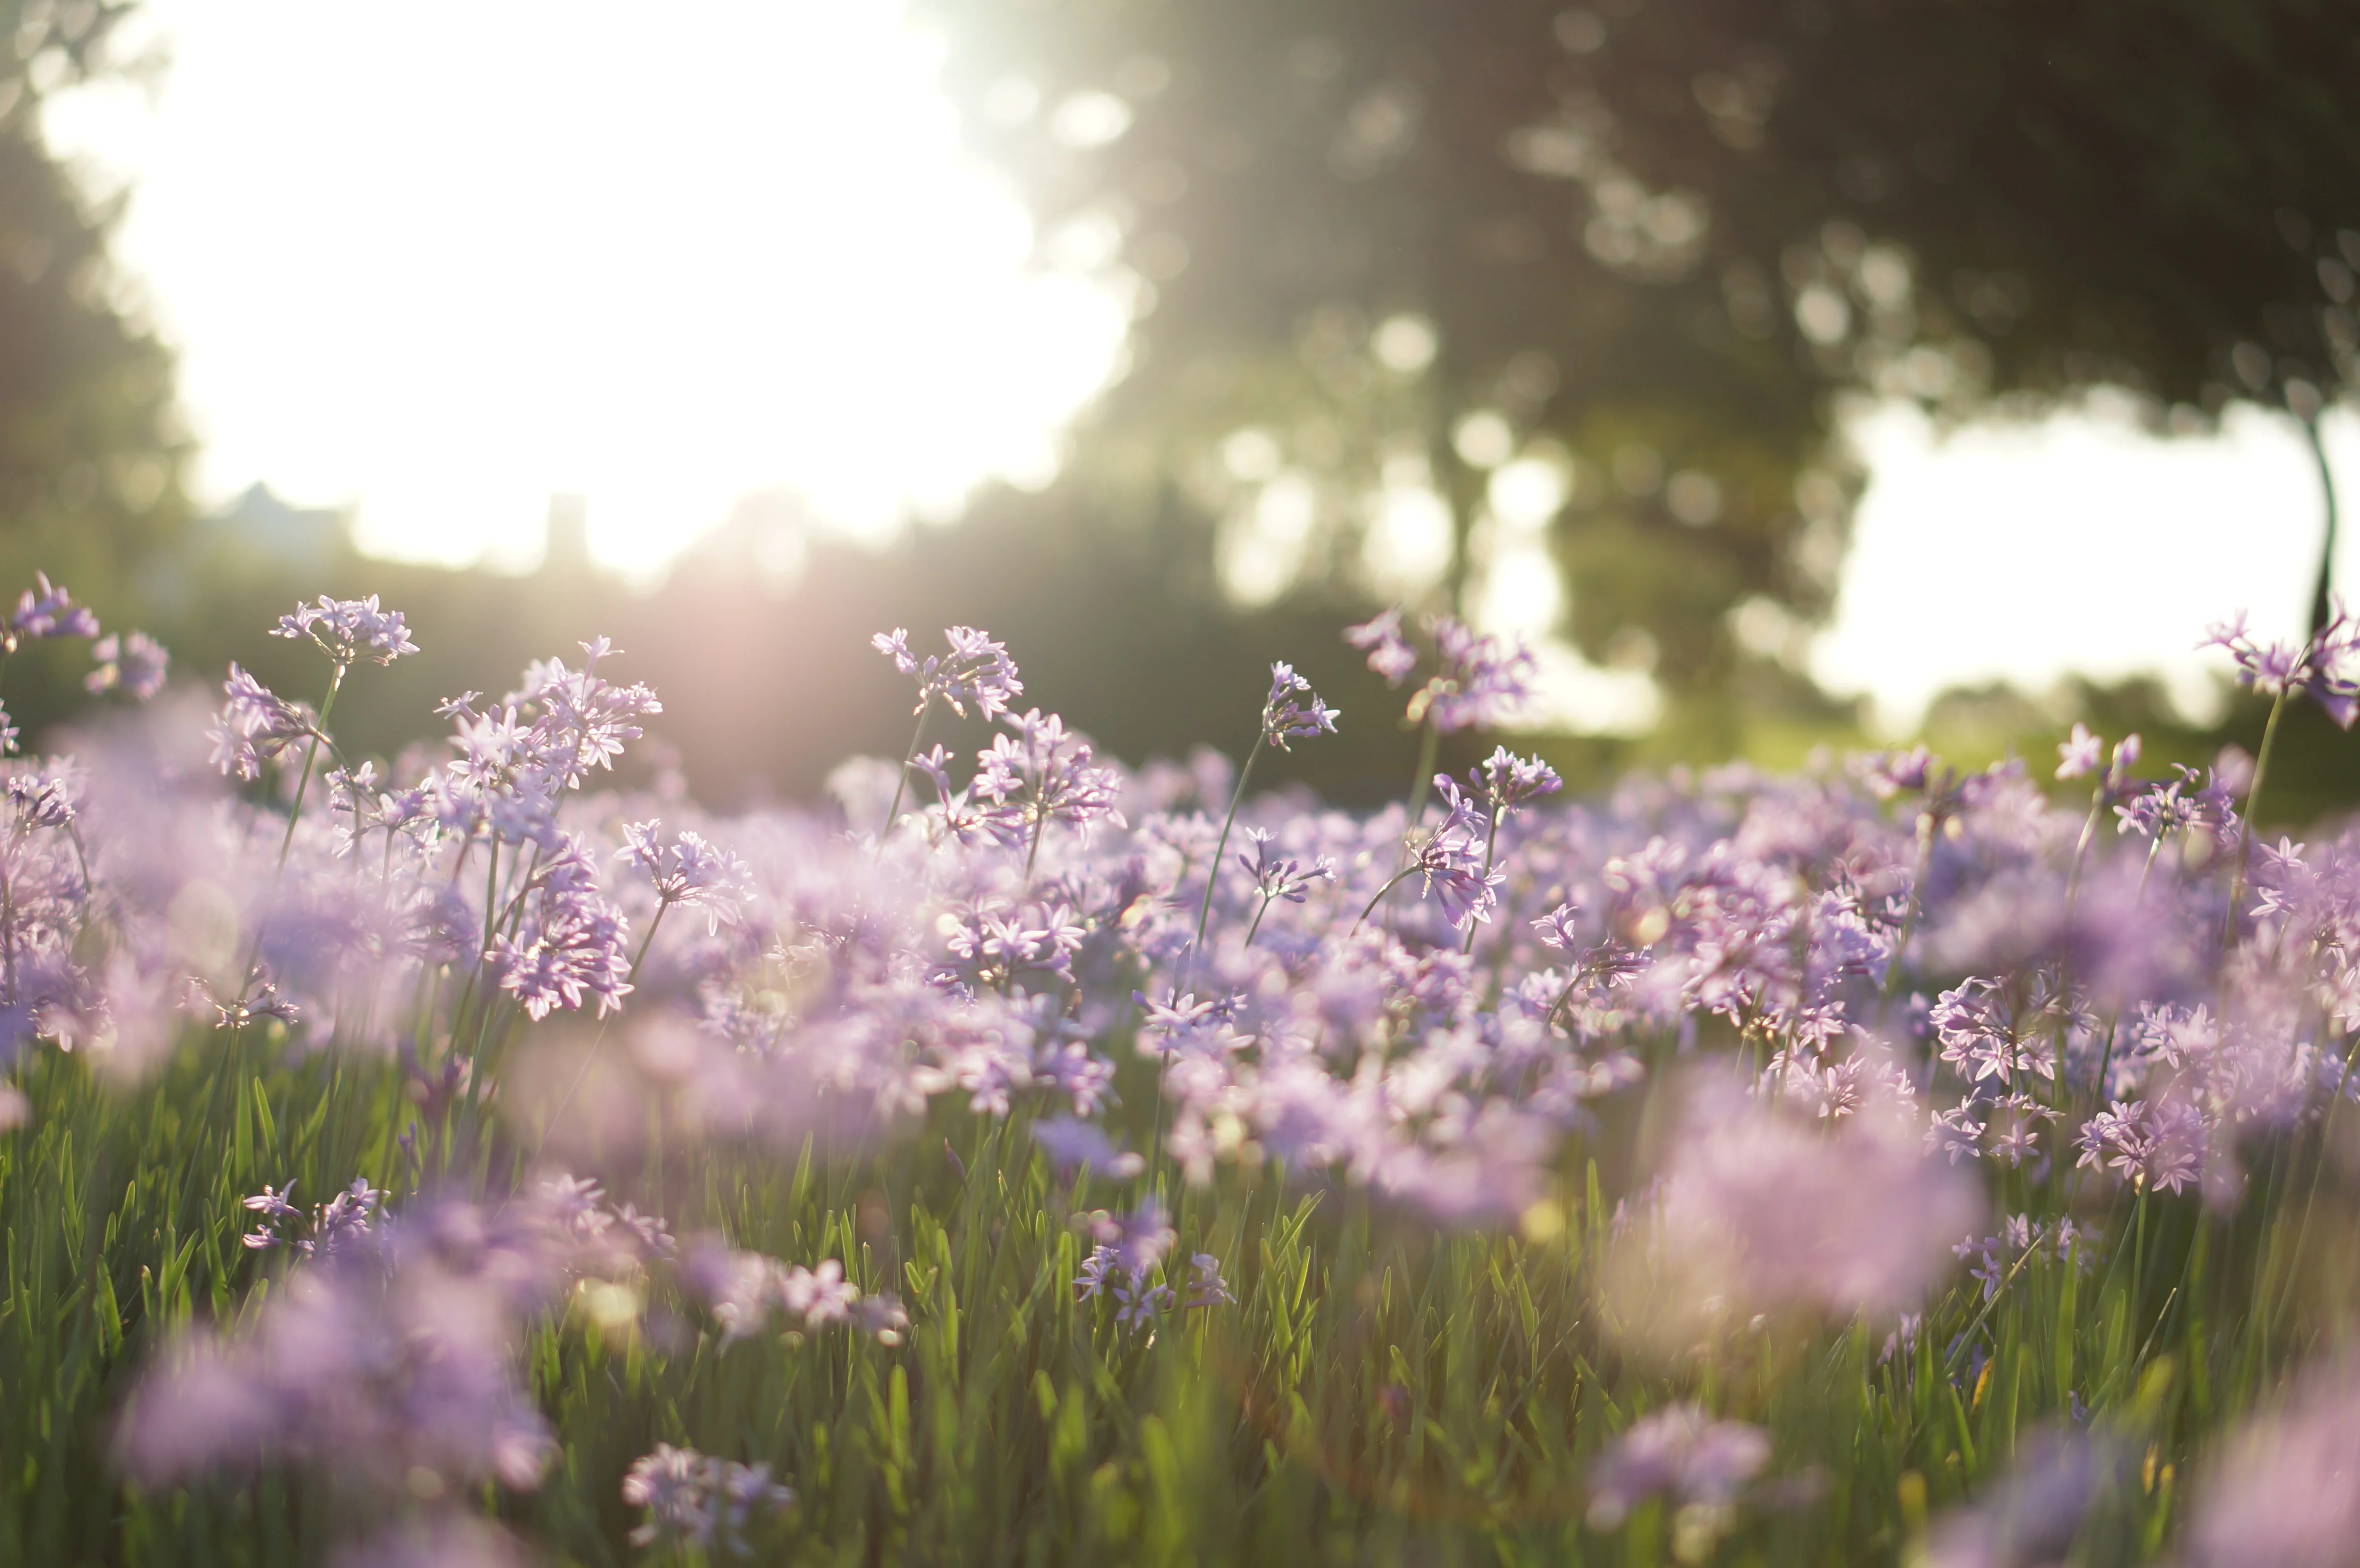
[{"x1": 2306, "y1": 412, "x2": 2340, "y2": 637}]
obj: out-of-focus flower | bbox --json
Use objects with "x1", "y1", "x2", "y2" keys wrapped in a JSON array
[
  {"x1": 208, "y1": 664, "x2": 316, "y2": 781},
  {"x1": 1608, "y1": 1086, "x2": 1983, "y2": 1345},
  {"x1": 620, "y1": 820, "x2": 754, "y2": 930},
  {"x1": 2185, "y1": 1359, "x2": 2360, "y2": 1568},
  {"x1": 120, "y1": 1200, "x2": 567, "y2": 1498},
  {"x1": 2055, "y1": 724, "x2": 2103, "y2": 782},
  {"x1": 1031, "y1": 1115, "x2": 1146, "y2": 1178},
  {"x1": 3, "y1": 572, "x2": 97, "y2": 651},
  {"x1": 623, "y1": 1443, "x2": 795, "y2": 1553},
  {"x1": 1586, "y1": 1404, "x2": 1770, "y2": 1528},
  {"x1": 243, "y1": 1177, "x2": 382, "y2": 1260},
  {"x1": 86, "y1": 631, "x2": 168, "y2": 699},
  {"x1": 1922, "y1": 1429, "x2": 2120, "y2": 1568},
  {"x1": 331, "y1": 1515, "x2": 534, "y2": 1568},
  {"x1": 1345, "y1": 607, "x2": 1419, "y2": 685},
  {"x1": 678, "y1": 1238, "x2": 902, "y2": 1345},
  {"x1": 1183, "y1": 1253, "x2": 1233, "y2": 1309},
  {"x1": 872, "y1": 625, "x2": 1023, "y2": 720},
  {"x1": 2204, "y1": 604, "x2": 2360, "y2": 728},
  {"x1": 1261, "y1": 663, "x2": 1340, "y2": 750},
  {"x1": 1407, "y1": 614, "x2": 1535, "y2": 733}
]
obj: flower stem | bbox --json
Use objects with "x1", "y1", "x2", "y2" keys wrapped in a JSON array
[
  {"x1": 1192, "y1": 732, "x2": 1266, "y2": 967},
  {"x1": 1399, "y1": 717, "x2": 1439, "y2": 861},
  {"x1": 1242, "y1": 892, "x2": 1276, "y2": 951},
  {"x1": 1350, "y1": 868, "x2": 1418, "y2": 937},
  {"x1": 874, "y1": 697, "x2": 933, "y2": 858},
  {"x1": 1461, "y1": 811, "x2": 1500, "y2": 956},
  {"x1": 2222, "y1": 684, "x2": 2289, "y2": 946}
]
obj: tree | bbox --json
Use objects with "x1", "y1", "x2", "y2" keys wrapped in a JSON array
[
  {"x1": 0, "y1": 0, "x2": 191, "y2": 728},
  {"x1": 916, "y1": 0, "x2": 2360, "y2": 705}
]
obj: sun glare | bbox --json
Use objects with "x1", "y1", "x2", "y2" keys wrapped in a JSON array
[{"x1": 39, "y1": 0, "x2": 1132, "y2": 580}]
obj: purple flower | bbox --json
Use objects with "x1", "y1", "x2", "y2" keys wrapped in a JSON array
[
  {"x1": 619, "y1": 820, "x2": 753, "y2": 929},
  {"x1": 271, "y1": 595, "x2": 419, "y2": 666},
  {"x1": 3, "y1": 572, "x2": 98, "y2": 651},
  {"x1": 1032, "y1": 1115, "x2": 1145, "y2": 1178},
  {"x1": 1238, "y1": 827, "x2": 1336, "y2": 905},
  {"x1": 2074, "y1": 1097, "x2": 2202, "y2": 1195},
  {"x1": 2055, "y1": 723, "x2": 2103, "y2": 782},
  {"x1": 2114, "y1": 764, "x2": 2238, "y2": 846},
  {"x1": 1616, "y1": 1088, "x2": 1986, "y2": 1334},
  {"x1": 1183, "y1": 1253, "x2": 1233, "y2": 1309},
  {"x1": 1261, "y1": 663, "x2": 1340, "y2": 750},
  {"x1": 2186, "y1": 1359, "x2": 2360, "y2": 1568},
  {"x1": 1474, "y1": 746, "x2": 1562, "y2": 813},
  {"x1": 208, "y1": 663, "x2": 316, "y2": 780},
  {"x1": 1922, "y1": 1430, "x2": 2118, "y2": 1568},
  {"x1": 2204, "y1": 604, "x2": 2360, "y2": 728},
  {"x1": 86, "y1": 631, "x2": 168, "y2": 699},
  {"x1": 1586, "y1": 1404, "x2": 1771, "y2": 1529},
  {"x1": 1411, "y1": 778, "x2": 1503, "y2": 929},
  {"x1": 121, "y1": 1200, "x2": 564, "y2": 1498},
  {"x1": 972, "y1": 709, "x2": 1127, "y2": 850},
  {"x1": 1405, "y1": 614, "x2": 1535, "y2": 733},
  {"x1": 872, "y1": 625, "x2": 1023, "y2": 720},
  {"x1": 622, "y1": 1443, "x2": 795, "y2": 1552},
  {"x1": 1345, "y1": 607, "x2": 1419, "y2": 685},
  {"x1": 486, "y1": 861, "x2": 635, "y2": 1021}
]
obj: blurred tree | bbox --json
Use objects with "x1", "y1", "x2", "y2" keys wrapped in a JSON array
[
  {"x1": 916, "y1": 0, "x2": 2360, "y2": 709},
  {"x1": 0, "y1": 0, "x2": 188, "y2": 725}
]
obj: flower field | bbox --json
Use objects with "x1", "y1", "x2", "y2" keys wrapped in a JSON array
[{"x1": 1, "y1": 578, "x2": 2358, "y2": 1566}]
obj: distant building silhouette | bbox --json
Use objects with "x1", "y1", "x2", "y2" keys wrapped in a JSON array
[{"x1": 194, "y1": 482, "x2": 348, "y2": 576}]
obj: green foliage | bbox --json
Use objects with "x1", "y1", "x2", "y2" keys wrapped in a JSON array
[{"x1": 0, "y1": 1018, "x2": 2345, "y2": 1564}]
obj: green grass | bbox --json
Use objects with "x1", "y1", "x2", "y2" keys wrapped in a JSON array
[{"x1": 0, "y1": 1021, "x2": 2331, "y2": 1567}]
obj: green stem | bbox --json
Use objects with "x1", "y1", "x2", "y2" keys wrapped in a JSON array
[
  {"x1": 1350, "y1": 867, "x2": 1419, "y2": 938},
  {"x1": 2064, "y1": 785, "x2": 2106, "y2": 910},
  {"x1": 1242, "y1": 892, "x2": 1276, "y2": 951},
  {"x1": 1399, "y1": 717, "x2": 1440, "y2": 861},
  {"x1": 1880, "y1": 812, "x2": 1936, "y2": 1001},
  {"x1": 1192, "y1": 732, "x2": 1266, "y2": 969},
  {"x1": 1461, "y1": 810, "x2": 1501, "y2": 956},
  {"x1": 504, "y1": 901, "x2": 672, "y2": 1203},
  {"x1": 270, "y1": 662, "x2": 347, "y2": 878},
  {"x1": 234, "y1": 662, "x2": 347, "y2": 1006},
  {"x1": 874, "y1": 697, "x2": 933, "y2": 858},
  {"x1": 2222, "y1": 684, "x2": 2289, "y2": 946}
]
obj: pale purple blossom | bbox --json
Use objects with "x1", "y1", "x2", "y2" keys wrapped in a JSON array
[
  {"x1": 1345, "y1": 606, "x2": 1419, "y2": 685},
  {"x1": 1407, "y1": 615, "x2": 1536, "y2": 732},
  {"x1": 1261, "y1": 662, "x2": 1341, "y2": 749},
  {"x1": 2204, "y1": 604, "x2": 2360, "y2": 728},
  {"x1": 1586, "y1": 1405, "x2": 1771, "y2": 1528},
  {"x1": 619, "y1": 820, "x2": 754, "y2": 929},
  {"x1": 873, "y1": 624, "x2": 1023, "y2": 720},
  {"x1": 3, "y1": 572, "x2": 97, "y2": 650},
  {"x1": 2185, "y1": 1360, "x2": 2360, "y2": 1568},
  {"x1": 1474, "y1": 746, "x2": 1561, "y2": 813},
  {"x1": 272, "y1": 595, "x2": 419, "y2": 666},
  {"x1": 622, "y1": 1443, "x2": 795, "y2": 1553},
  {"x1": 208, "y1": 663, "x2": 315, "y2": 780},
  {"x1": 86, "y1": 630, "x2": 168, "y2": 699}
]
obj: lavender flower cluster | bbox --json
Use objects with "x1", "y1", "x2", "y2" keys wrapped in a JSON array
[{"x1": 10, "y1": 577, "x2": 2360, "y2": 1560}]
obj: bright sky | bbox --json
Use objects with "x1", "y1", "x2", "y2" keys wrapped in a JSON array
[
  {"x1": 38, "y1": 0, "x2": 2347, "y2": 732},
  {"x1": 42, "y1": 0, "x2": 1130, "y2": 577}
]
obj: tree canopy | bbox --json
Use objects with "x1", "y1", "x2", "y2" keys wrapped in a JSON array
[{"x1": 916, "y1": 0, "x2": 2360, "y2": 689}]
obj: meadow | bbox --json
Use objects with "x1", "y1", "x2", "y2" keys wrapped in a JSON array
[{"x1": 0, "y1": 578, "x2": 2354, "y2": 1567}]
